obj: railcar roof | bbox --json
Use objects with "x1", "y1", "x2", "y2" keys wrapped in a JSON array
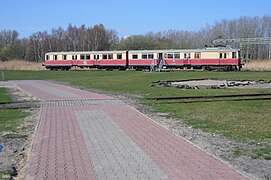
[
  {"x1": 45, "y1": 47, "x2": 238, "y2": 55},
  {"x1": 46, "y1": 50, "x2": 127, "y2": 55}
]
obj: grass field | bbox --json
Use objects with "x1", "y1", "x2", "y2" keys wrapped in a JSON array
[
  {"x1": 1, "y1": 70, "x2": 271, "y2": 159},
  {"x1": 0, "y1": 88, "x2": 11, "y2": 102}
]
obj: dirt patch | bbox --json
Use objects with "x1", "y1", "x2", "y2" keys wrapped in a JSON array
[
  {"x1": 0, "y1": 86, "x2": 41, "y2": 180},
  {"x1": 154, "y1": 78, "x2": 271, "y2": 89},
  {"x1": 4, "y1": 85, "x2": 40, "y2": 102}
]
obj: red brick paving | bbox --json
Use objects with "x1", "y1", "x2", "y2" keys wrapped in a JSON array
[
  {"x1": 12, "y1": 80, "x2": 111, "y2": 101},
  {"x1": 27, "y1": 106, "x2": 97, "y2": 180}
]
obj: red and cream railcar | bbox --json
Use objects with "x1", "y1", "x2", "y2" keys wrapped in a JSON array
[
  {"x1": 44, "y1": 48, "x2": 241, "y2": 70},
  {"x1": 44, "y1": 51, "x2": 128, "y2": 70},
  {"x1": 160, "y1": 48, "x2": 240, "y2": 70}
]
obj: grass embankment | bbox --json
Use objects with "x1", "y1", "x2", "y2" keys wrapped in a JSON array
[{"x1": 2, "y1": 70, "x2": 271, "y2": 159}]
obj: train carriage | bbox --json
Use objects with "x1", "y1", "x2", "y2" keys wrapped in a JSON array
[
  {"x1": 44, "y1": 47, "x2": 241, "y2": 71},
  {"x1": 128, "y1": 50, "x2": 160, "y2": 70},
  {"x1": 94, "y1": 51, "x2": 128, "y2": 69}
]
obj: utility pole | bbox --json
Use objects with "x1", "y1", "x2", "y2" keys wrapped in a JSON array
[
  {"x1": 212, "y1": 37, "x2": 271, "y2": 61},
  {"x1": 269, "y1": 34, "x2": 271, "y2": 60}
]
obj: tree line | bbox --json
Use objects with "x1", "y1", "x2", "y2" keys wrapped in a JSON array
[{"x1": 0, "y1": 15, "x2": 271, "y2": 62}]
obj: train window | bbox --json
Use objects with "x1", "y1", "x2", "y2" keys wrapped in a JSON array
[
  {"x1": 219, "y1": 53, "x2": 223, "y2": 59},
  {"x1": 94, "y1": 55, "x2": 100, "y2": 60},
  {"x1": 194, "y1": 53, "x2": 201, "y2": 59},
  {"x1": 63, "y1": 55, "x2": 67, "y2": 60},
  {"x1": 148, "y1": 54, "x2": 154, "y2": 59},
  {"x1": 86, "y1": 55, "x2": 90, "y2": 60},
  {"x1": 108, "y1": 54, "x2": 113, "y2": 59},
  {"x1": 174, "y1": 53, "x2": 180, "y2": 59},
  {"x1": 54, "y1": 55, "x2": 57, "y2": 60},
  {"x1": 46, "y1": 55, "x2": 49, "y2": 60},
  {"x1": 167, "y1": 53, "x2": 173, "y2": 59},
  {"x1": 142, "y1": 54, "x2": 147, "y2": 59},
  {"x1": 117, "y1": 54, "x2": 122, "y2": 59},
  {"x1": 224, "y1": 53, "x2": 227, "y2": 58},
  {"x1": 132, "y1": 54, "x2": 138, "y2": 59},
  {"x1": 103, "y1": 54, "x2": 108, "y2": 59},
  {"x1": 232, "y1": 52, "x2": 236, "y2": 58},
  {"x1": 72, "y1": 55, "x2": 77, "y2": 60},
  {"x1": 184, "y1": 53, "x2": 190, "y2": 59},
  {"x1": 80, "y1": 55, "x2": 85, "y2": 60}
]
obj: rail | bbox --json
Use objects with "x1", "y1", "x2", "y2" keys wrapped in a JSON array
[
  {"x1": 145, "y1": 93, "x2": 271, "y2": 103},
  {"x1": 146, "y1": 93, "x2": 271, "y2": 100}
]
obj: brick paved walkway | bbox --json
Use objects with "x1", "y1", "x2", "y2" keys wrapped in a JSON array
[{"x1": 1, "y1": 80, "x2": 245, "y2": 179}]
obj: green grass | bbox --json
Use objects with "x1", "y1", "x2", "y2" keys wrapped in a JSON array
[
  {"x1": 153, "y1": 99, "x2": 271, "y2": 140},
  {"x1": 0, "y1": 169, "x2": 13, "y2": 180},
  {"x1": 252, "y1": 147, "x2": 271, "y2": 160},
  {"x1": 0, "y1": 109, "x2": 29, "y2": 132},
  {"x1": 3, "y1": 133, "x2": 28, "y2": 139},
  {"x1": 0, "y1": 88, "x2": 11, "y2": 102},
  {"x1": 2, "y1": 71, "x2": 271, "y2": 95},
  {"x1": 0, "y1": 87, "x2": 29, "y2": 133},
  {"x1": 2, "y1": 70, "x2": 271, "y2": 159},
  {"x1": 232, "y1": 150, "x2": 244, "y2": 157}
]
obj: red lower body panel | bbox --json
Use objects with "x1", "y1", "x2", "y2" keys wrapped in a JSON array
[{"x1": 44, "y1": 58, "x2": 239, "y2": 69}]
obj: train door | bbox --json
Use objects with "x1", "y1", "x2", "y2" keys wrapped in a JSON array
[
  {"x1": 94, "y1": 54, "x2": 100, "y2": 66},
  {"x1": 219, "y1": 52, "x2": 226, "y2": 65},
  {"x1": 184, "y1": 53, "x2": 191, "y2": 67},
  {"x1": 158, "y1": 53, "x2": 163, "y2": 60},
  {"x1": 157, "y1": 53, "x2": 164, "y2": 68}
]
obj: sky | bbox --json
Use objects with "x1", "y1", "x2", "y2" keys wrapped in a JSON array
[{"x1": 1, "y1": 0, "x2": 270, "y2": 38}]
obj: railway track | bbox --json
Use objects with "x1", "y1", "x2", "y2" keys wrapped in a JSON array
[{"x1": 146, "y1": 93, "x2": 271, "y2": 103}]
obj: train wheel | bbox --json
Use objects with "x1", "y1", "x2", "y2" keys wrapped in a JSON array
[{"x1": 201, "y1": 66, "x2": 207, "y2": 71}]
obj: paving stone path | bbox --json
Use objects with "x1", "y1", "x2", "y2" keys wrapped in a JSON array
[{"x1": 1, "y1": 80, "x2": 245, "y2": 179}]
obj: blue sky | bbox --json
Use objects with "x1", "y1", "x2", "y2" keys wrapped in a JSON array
[{"x1": 1, "y1": 0, "x2": 270, "y2": 38}]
